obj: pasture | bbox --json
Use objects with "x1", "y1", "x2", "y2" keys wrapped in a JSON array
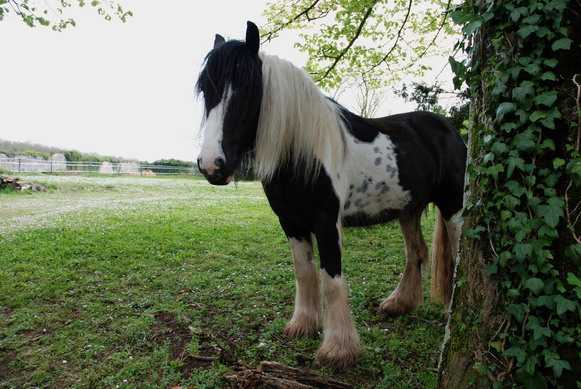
[{"x1": 0, "y1": 175, "x2": 444, "y2": 388}]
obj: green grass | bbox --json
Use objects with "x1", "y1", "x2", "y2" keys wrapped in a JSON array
[{"x1": 0, "y1": 176, "x2": 444, "y2": 388}]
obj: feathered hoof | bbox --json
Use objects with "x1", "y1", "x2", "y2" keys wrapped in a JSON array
[
  {"x1": 378, "y1": 295, "x2": 417, "y2": 317},
  {"x1": 315, "y1": 336, "x2": 361, "y2": 370},
  {"x1": 283, "y1": 315, "x2": 319, "y2": 338}
]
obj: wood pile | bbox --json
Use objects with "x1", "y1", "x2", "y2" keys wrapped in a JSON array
[
  {"x1": 0, "y1": 176, "x2": 47, "y2": 192},
  {"x1": 224, "y1": 361, "x2": 352, "y2": 389}
]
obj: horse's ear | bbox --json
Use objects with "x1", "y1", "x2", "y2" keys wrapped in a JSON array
[
  {"x1": 245, "y1": 21, "x2": 260, "y2": 54},
  {"x1": 214, "y1": 34, "x2": 226, "y2": 49}
]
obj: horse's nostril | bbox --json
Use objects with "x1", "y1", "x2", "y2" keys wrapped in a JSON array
[{"x1": 214, "y1": 157, "x2": 225, "y2": 169}]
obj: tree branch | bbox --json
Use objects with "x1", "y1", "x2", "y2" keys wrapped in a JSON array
[
  {"x1": 261, "y1": 0, "x2": 321, "y2": 43},
  {"x1": 317, "y1": 2, "x2": 377, "y2": 82},
  {"x1": 415, "y1": 0, "x2": 452, "y2": 61},
  {"x1": 366, "y1": 0, "x2": 413, "y2": 74}
]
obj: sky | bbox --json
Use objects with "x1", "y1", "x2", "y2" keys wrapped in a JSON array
[{"x1": 0, "y1": 1, "x2": 454, "y2": 162}]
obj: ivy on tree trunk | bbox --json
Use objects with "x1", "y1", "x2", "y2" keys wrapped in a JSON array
[{"x1": 439, "y1": 0, "x2": 580, "y2": 387}]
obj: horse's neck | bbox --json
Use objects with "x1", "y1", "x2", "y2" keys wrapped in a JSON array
[{"x1": 254, "y1": 54, "x2": 347, "y2": 182}]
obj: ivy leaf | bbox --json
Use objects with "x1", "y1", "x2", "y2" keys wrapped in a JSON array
[
  {"x1": 567, "y1": 272, "x2": 581, "y2": 299},
  {"x1": 463, "y1": 20, "x2": 482, "y2": 35},
  {"x1": 518, "y1": 25, "x2": 538, "y2": 38},
  {"x1": 544, "y1": 352, "x2": 571, "y2": 377},
  {"x1": 535, "y1": 92, "x2": 558, "y2": 107},
  {"x1": 524, "y1": 277, "x2": 544, "y2": 294},
  {"x1": 513, "y1": 131, "x2": 536, "y2": 151},
  {"x1": 512, "y1": 81, "x2": 535, "y2": 101},
  {"x1": 507, "y1": 156, "x2": 525, "y2": 177},
  {"x1": 537, "y1": 204, "x2": 562, "y2": 228},
  {"x1": 566, "y1": 272, "x2": 581, "y2": 288},
  {"x1": 553, "y1": 295, "x2": 576, "y2": 315},
  {"x1": 541, "y1": 72, "x2": 556, "y2": 81},
  {"x1": 543, "y1": 58, "x2": 559, "y2": 67},
  {"x1": 510, "y1": 6, "x2": 528, "y2": 22},
  {"x1": 496, "y1": 102, "x2": 515, "y2": 120},
  {"x1": 491, "y1": 141, "x2": 508, "y2": 154},
  {"x1": 552, "y1": 158, "x2": 565, "y2": 169},
  {"x1": 505, "y1": 345, "x2": 527, "y2": 363},
  {"x1": 551, "y1": 38, "x2": 572, "y2": 51},
  {"x1": 530, "y1": 111, "x2": 546, "y2": 122}
]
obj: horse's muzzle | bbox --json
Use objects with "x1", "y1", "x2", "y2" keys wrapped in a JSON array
[{"x1": 197, "y1": 157, "x2": 232, "y2": 185}]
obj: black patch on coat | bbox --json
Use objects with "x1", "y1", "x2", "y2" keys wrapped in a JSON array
[{"x1": 263, "y1": 163, "x2": 342, "y2": 277}]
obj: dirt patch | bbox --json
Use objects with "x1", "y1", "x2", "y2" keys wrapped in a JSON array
[
  {"x1": 152, "y1": 311, "x2": 193, "y2": 360},
  {"x1": 0, "y1": 349, "x2": 17, "y2": 380},
  {"x1": 151, "y1": 311, "x2": 231, "y2": 377},
  {"x1": 1, "y1": 306, "x2": 13, "y2": 320}
]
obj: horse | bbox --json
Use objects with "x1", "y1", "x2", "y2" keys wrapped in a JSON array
[{"x1": 195, "y1": 21, "x2": 467, "y2": 369}]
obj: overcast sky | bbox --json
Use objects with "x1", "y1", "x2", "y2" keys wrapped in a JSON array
[{"x1": 0, "y1": 1, "x2": 453, "y2": 162}]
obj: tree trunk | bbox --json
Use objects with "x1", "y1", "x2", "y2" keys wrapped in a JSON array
[{"x1": 438, "y1": 1, "x2": 581, "y2": 387}]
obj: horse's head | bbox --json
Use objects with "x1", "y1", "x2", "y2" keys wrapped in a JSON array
[{"x1": 196, "y1": 21, "x2": 262, "y2": 185}]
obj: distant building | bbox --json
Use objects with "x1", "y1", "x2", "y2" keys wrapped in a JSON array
[
  {"x1": 51, "y1": 153, "x2": 66, "y2": 172},
  {"x1": 99, "y1": 161, "x2": 114, "y2": 174},
  {"x1": 119, "y1": 162, "x2": 139, "y2": 175}
]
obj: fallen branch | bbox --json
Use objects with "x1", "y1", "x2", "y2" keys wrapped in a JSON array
[{"x1": 224, "y1": 361, "x2": 353, "y2": 389}]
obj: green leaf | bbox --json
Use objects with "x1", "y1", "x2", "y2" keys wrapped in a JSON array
[
  {"x1": 525, "y1": 277, "x2": 544, "y2": 294},
  {"x1": 553, "y1": 295, "x2": 576, "y2": 315},
  {"x1": 496, "y1": 102, "x2": 515, "y2": 120},
  {"x1": 512, "y1": 81, "x2": 534, "y2": 101},
  {"x1": 513, "y1": 131, "x2": 536, "y2": 151},
  {"x1": 506, "y1": 345, "x2": 527, "y2": 363},
  {"x1": 545, "y1": 353, "x2": 571, "y2": 377},
  {"x1": 551, "y1": 38, "x2": 572, "y2": 51},
  {"x1": 534, "y1": 92, "x2": 558, "y2": 107},
  {"x1": 518, "y1": 25, "x2": 538, "y2": 38},
  {"x1": 530, "y1": 111, "x2": 546, "y2": 122},
  {"x1": 510, "y1": 6, "x2": 528, "y2": 22},
  {"x1": 537, "y1": 205, "x2": 562, "y2": 227},
  {"x1": 463, "y1": 20, "x2": 482, "y2": 35},
  {"x1": 541, "y1": 72, "x2": 556, "y2": 81},
  {"x1": 566, "y1": 273, "x2": 581, "y2": 288},
  {"x1": 543, "y1": 58, "x2": 558, "y2": 67},
  {"x1": 552, "y1": 158, "x2": 565, "y2": 169}
]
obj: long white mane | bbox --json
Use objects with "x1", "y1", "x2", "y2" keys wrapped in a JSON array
[{"x1": 254, "y1": 54, "x2": 347, "y2": 181}]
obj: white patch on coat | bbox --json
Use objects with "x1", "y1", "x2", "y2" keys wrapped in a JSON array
[
  {"x1": 199, "y1": 88, "x2": 231, "y2": 175},
  {"x1": 286, "y1": 238, "x2": 320, "y2": 334},
  {"x1": 335, "y1": 132, "x2": 411, "y2": 219},
  {"x1": 317, "y1": 271, "x2": 361, "y2": 366}
]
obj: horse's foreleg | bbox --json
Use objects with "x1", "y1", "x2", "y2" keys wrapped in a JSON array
[
  {"x1": 380, "y1": 213, "x2": 427, "y2": 316},
  {"x1": 284, "y1": 237, "x2": 320, "y2": 337},
  {"x1": 315, "y1": 221, "x2": 360, "y2": 369}
]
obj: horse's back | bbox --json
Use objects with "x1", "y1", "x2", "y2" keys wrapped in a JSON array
[{"x1": 369, "y1": 111, "x2": 466, "y2": 219}]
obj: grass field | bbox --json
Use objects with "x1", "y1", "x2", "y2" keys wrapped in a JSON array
[{"x1": 0, "y1": 175, "x2": 445, "y2": 388}]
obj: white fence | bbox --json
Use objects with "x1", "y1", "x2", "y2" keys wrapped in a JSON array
[{"x1": 0, "y1": 157, "x2": 197, "y2": 176}]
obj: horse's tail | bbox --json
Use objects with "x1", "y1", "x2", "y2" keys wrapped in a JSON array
[{"x1": 430, "y1": 208, "x2": 453, "y2": 305}]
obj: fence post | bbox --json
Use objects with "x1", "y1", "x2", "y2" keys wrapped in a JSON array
[
  {"x1": 18, "y1": 158, "x2": 21, "y2": 173},
  {"x1": 50, "y1": 160, "x2": 53, "y2": 174}
]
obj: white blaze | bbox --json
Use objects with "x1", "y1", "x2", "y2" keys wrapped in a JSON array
[{"x1": 199, "y1": 89, "x2": 230, "y2": 175}]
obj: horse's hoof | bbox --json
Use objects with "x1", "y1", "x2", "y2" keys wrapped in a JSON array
[
  {"x1": 315, "y1": 337, "x2": 361, "y2": 370},
  {"x1": 378, "y1": 296, "x2": 415, "y2": 317},
  {"x1": 283, "y1": 316, "x2": 319, "y2": 338}
]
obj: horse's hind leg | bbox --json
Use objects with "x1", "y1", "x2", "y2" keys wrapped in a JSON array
[
  {"x1": 379, "y1": 212, "x2": 427, "y2": 316},
  {"x1": 284, "y1": 236, "x2": 321, "y2": 337}
]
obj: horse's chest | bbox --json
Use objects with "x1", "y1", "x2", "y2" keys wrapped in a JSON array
[{"x1": 340, "y1": 134, "x2": 411, "y2": 220}]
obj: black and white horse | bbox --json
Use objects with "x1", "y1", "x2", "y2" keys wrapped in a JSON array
[{"x1": 195, "y1": 21, "x2": 466, "y2": 369}]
